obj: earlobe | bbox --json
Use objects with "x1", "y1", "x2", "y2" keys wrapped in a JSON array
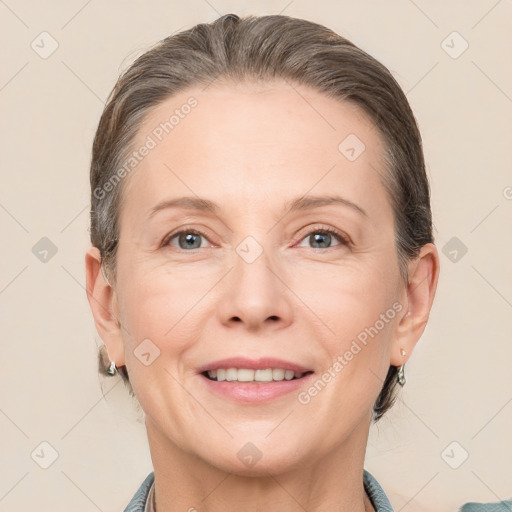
[
  {"x1": 85, "y1": 246, "x2": 126, "y2": 366},
  {"x1": 390, "y1": 243, "x2": 440, "y2": 366}
]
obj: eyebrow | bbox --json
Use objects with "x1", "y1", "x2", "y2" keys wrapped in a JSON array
[
  {"x1": 147, "y1": 194, "x2": 368, "y2": 219},
  {"x1": 284, "y1": 194, "x2": 368, "y2": 217}
]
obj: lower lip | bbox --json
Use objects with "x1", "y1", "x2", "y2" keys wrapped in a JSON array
[{"x1": 199, "y1": 373, "x2": 314, "y2": 403}]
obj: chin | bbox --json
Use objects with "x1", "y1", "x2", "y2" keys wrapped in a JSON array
[{"x1": 197, "y1": 440, "x2": 309, "y2": 477}]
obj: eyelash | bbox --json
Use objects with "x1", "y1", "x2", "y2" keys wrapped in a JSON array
[{"x1": 162, "y1": 225, "x2": 350, "y2": 250}]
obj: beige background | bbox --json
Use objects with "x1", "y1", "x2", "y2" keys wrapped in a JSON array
[{"x1": 1, "y1": 0, "x2": 511, "y2": 510}]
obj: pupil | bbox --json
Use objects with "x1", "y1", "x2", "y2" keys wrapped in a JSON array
[
  {"x1": 311, "y1": 232, "x2": 330, "y2": 248},
  {"x1": 180, "y1": 233, "x2": 201, "y2": 249}
]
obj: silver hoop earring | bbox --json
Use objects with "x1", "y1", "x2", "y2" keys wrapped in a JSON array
[
  {"x1": 397, "y1": 364, "x2": 406, "y2": 386},
  {"x1": 106, "y1": 360, "x2": 117, "y2": 376}
]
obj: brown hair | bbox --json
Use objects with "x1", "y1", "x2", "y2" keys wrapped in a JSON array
[{"x1": 91, "y1": 13, "x2": 434, "y2": 421}]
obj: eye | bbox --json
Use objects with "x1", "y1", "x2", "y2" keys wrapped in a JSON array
[
  {"x1": 296, "y1": 227, "x2": 349, "y2": 249},
  {"x1": 163, "y1": 229, "x2": 211, "y2": 250},
  {"x1": 162, "y1": 226, "x2": 349, "y2": 251}
]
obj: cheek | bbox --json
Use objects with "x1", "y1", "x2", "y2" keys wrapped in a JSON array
[
  {"x1": 293, "y1": 257, "x2": 397, "y2": 329},
  {"x1": 287, "y1": 258, "x2": 398, "y2": 385},
  {"x1": 116, "y1": 264, "x2": 216, "y2": 358},
  {"x1": 297, "y1": 275, "x2": 397, "y2": 424},
  {"x1": 115, "y1": 269, "x2": 203, "y2": 418}
]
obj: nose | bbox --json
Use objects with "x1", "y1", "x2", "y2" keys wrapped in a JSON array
[{"x1": 216, "y1": 238, "x2": 294, "y2": 332}]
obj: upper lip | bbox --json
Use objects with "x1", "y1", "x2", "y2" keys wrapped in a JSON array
[{"x1": 197, "y1": 357, "x2": 313, "y2": 374}]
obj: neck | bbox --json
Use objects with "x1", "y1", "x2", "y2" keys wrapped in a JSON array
[{"x1": 145, "y1": 417, "x2": 375, "y2": 512}]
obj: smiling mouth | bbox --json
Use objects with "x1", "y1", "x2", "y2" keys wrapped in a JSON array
[{"x1": 201, "y1": 368, "x2": 314, "y2": 383}]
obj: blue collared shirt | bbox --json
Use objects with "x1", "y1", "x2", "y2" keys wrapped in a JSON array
[
  {"x1": 123, "y1": 470, "x2": 512, "y2": 511},
  {"x1": 123, "y1": 469, "x2": 395, "y2": 511}
]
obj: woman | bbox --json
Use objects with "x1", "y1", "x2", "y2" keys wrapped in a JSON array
[{"x1": 85, "y1": 13, "x2": 440, "y2": 511}]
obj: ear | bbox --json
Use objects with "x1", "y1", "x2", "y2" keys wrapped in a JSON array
[
  {"x1": 85, "y1": 246, "x2": 126, "y2": 367},
  {"x1": 390, "y1": 242, "x2": 440, "y2": 366}
]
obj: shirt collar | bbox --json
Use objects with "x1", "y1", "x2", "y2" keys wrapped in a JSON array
[{"x1": 125, "y1": 470, "x2": 394, "y2": 512}]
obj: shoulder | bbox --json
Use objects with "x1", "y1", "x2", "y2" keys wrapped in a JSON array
[
  {"x1": 363, "y1": 470, "x2": 394, "y2": 512},
  {"x1": 458, "y1": 500, "x2": 512, "y2": 511},
  {"x1": 124, "y1": 472, "x2": 155, "y2": 512}
]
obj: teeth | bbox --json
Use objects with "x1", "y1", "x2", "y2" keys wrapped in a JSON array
[
  {"x1": 206, "y1": 368, "x2": 305, "y2": 382},
  {"x1": 226, "y1": 368, "x2": 238, "y2": 381},
  {"x1": 255, "y1": 369, "x2": 273, "y2": 382},
  {"x1": 238, "y1": 369, "x2": 255, "y2": 382},
  {"x1": 272, "y1": 368, "x2": 285, "y2": 380}
]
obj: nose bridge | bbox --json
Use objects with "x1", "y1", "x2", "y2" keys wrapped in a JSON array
[
  {"x1": 232, "y1": 232, "x2": 278, "y2": 301},
  {"x1": 217, "y1": 228, "x2": 293, "y2": 330},
  {"x1": 230, "y1": 210, "x2": 278, "y2": 281}
]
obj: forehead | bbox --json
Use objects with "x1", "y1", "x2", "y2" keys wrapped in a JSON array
[{"x1": 120, "y1": 80, "x2": 390, "y2": 220}]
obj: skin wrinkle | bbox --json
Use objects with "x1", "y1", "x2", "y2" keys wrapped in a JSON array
[{"x1": 86, "y1": 80, "x2": 439, "y2": 512}]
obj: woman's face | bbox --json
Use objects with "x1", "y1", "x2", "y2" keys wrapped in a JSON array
[{"x1": 110, "y1": 80, "x2": 409, "y2": 473}]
